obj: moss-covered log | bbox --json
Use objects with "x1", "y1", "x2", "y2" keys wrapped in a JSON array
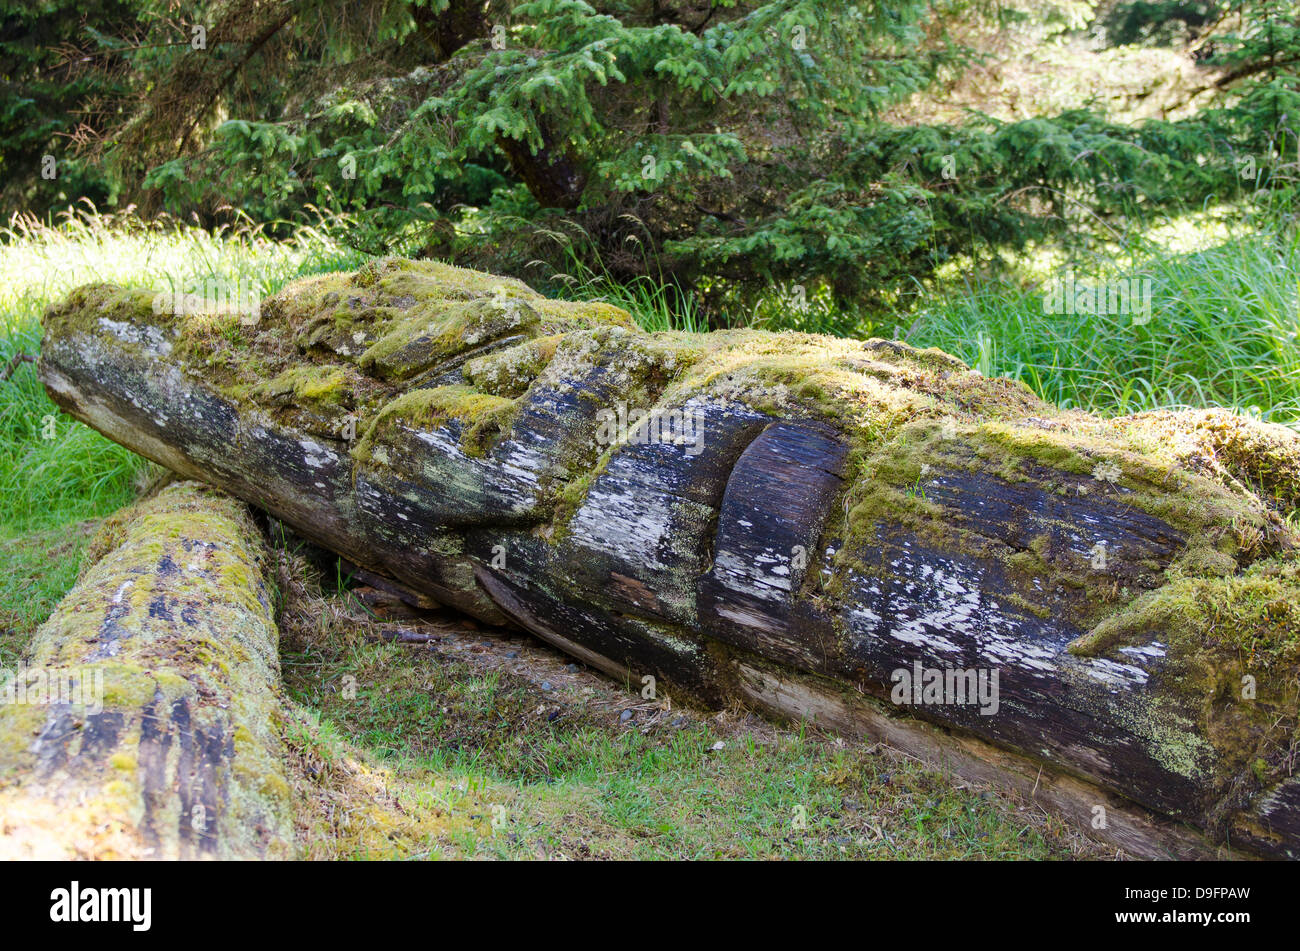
[
  {"x1": 0, "y1": 483, "x2": 293, "y2": 859},
  {"x1": 39, "y1": 259, "x2": 1300, "y2": 859}
]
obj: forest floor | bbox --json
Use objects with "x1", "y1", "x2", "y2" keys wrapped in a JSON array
[{"x1": 1, "y1": 514, "x2": 1114, "y2": 859}]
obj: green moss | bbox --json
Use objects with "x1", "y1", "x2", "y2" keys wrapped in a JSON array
[
  {"x1": 1252, "y1": 757, "x2": 1270, "y2": 783},
  {"x1": 360, "y1": 298, "x2": 542, "y2": 380},
  {"x1": 861, "y1": 416, "x2": 1287, "y2": 564},
  {"x1": 818, "y1": 402, "x2": 1299, "y2": 646},
  {"x1": 109, "y1": 752, "x2": 138, "y2": 772},
  {"x1": 550, "y1": 446, "x2": 618, "y2": 541},
  {"x1": 0, "y1": 702, "x2": 47, "y2": 760},
  {"x1": 1068, "y1": 555, "x2": 1300, "y2": 793},
  {"x1": 463, "y1": 334, "x2": 564, "y2": 397},
  {"x1": 528, "y1": 296, "x2": 637, "y2": 330},
  {"x1": 262, "y1": 271, "x2": 357, "y2": 332},
  {"x1": 376, "y1": 258, "x2": 538, "y2": 300},
  {"x1": 1174, "y1": 543, "x2": 1240, "y2": 577},
  {"x1": 231, "y1": 364, "x2": 350, "y2": 406},
  {"x1": 861, "y1": 338, "x2": 971, "y2": 373},
  {"x1": 98, "y1": 666, "x2": 164, "y2": 708},
  {"x1": 1075, "y1": 557, "x2": 1300, "y2": 667},
  {"x1": 42, "y1": 284, "x2": 165, "y2": 339},
  {"x1": 353, "y1": 385, "x2": 517, "y2": 462},
  {"x1": 0, "y1": 482, "x2": 293, "y2": 858},
  {"x1": 1124, "y1": 409, "x2": 1300, "y2": 518}
]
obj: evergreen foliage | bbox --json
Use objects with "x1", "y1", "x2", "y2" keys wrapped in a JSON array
[{"x1": 3, "y1": 1, "x2": 1297, "y2": 316}]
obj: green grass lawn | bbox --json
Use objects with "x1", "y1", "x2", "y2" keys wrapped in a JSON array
[{"x1": 2, "y1": 208, "x2": 1295, "y2": 858}]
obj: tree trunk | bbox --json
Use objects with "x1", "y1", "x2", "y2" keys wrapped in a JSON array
[
  {"x1": 0, "y1": 483, "x2": 294, "y2": 859},
  {"x1": 497, "y1": 123, "x2": 589, "y2": 209},
  {"x1": 38, "y1": 259, "x2": 1300, "y2": 859}
]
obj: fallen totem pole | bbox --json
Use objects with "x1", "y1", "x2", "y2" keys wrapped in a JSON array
[
  {"x1": 38, "y1": 258, "x2": 1300, "y2": 859},
  {"x1": 0, "y1": 483, "x2": 293, "y2": 859}
]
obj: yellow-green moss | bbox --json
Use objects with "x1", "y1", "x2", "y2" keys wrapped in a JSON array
[
  {"x1": 359, "y1": 298, "x2": 542, "y2": 379},
  {"x1": 1074, "y1": 557, "x2": 1300, "y2": 667},
  {"x1": 231, "y1": 364, "x2": 350, "y2": 406},
  {"x1": 109, "y1": 752, "x2": 138, "y2": 772},
  {"x1": 1124, "y1": 409, "x2": 1300, "y2": 517},
  {"x1": 353, "y1": 384, "x2": 517, "y2": 462},
  {"x1": 0, "y1": 481, "x2": 293, "y2": 859},
  {"x1": 463, "y1": 334, "x2": 565, "y2": 397},
  {"x1": 42, "y1": 283, "x2": 162, "y2": 339},
  {"x1": 1068, "y1": 555, "x2": 1300, "y2": 796}
]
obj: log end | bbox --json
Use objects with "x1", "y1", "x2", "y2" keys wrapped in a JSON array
[{"x1": 0, "y1": 483, "x2": 294, "y2": 860}]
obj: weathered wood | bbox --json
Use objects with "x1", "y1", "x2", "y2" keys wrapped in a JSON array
[
  {"x1": 0, "y1": 483, "x2": 294, "y2": 859},
  {"x1": 731, "y1": 657, "x2": 1229, "y2": 860},
  {"x1": 39, "y1": 259, "x2": 1300, "y2": 858}
]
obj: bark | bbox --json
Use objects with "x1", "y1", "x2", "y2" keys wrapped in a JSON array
[
  {"x1": 497, "y1": 124, "x2": 590, "y2": 209},
  {"x1": 38, "y1": 259, "x2": 1300, "y2": 859},
  {"x1": 0, "y1": 483, "x2": 294, "y2": 860}
]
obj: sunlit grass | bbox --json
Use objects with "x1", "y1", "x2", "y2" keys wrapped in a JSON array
[
  {"x1": 0, "y1": 206, "x2": 370, "y2": 650},
  {"x1": 906, "y1": 229, "x2": 1300, "y2": 423},
  {"x1": 0, "y1": 203, "x2": 368, "y2": 536},
  {"x1": 715, "y1": 220, "x2": 1299, "y2": 425}
]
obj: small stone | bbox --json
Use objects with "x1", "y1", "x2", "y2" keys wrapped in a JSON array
[
  {"x1": 540, "y1": 680, "x2": 554, "y2": 692},
  {"x1": 619, "y1": 709, "x2": 634, "y2": 722},
  {"x1": 565, "y1": 663, "x2": 580, "y2": 672},
  {"x1": 505, "y1": 650, "x2": 519, "y2": 659}
]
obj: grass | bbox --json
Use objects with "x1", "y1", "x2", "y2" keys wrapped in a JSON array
[
  {"x1": 1, "y1": 206, "x2": 1296, "y2": 859},
  {"x1": 556, "y1": 215, "x2": 1300, "y2": 426},
  {"x1": 0, "y1": 523, "x2": 98, "y2": 669},
  {"x1": 0, "y1": 204, "x2": 367, "y2": 534},
  {"x1": 275, "y1": 554, "x2": 1099, "y2": 859},
  {"x1": 0, "y1": 205, "x2": 367, "y2": 651},
  {"x1": 905, "y1": 229, "x2": 1300, "y2": 424}
]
